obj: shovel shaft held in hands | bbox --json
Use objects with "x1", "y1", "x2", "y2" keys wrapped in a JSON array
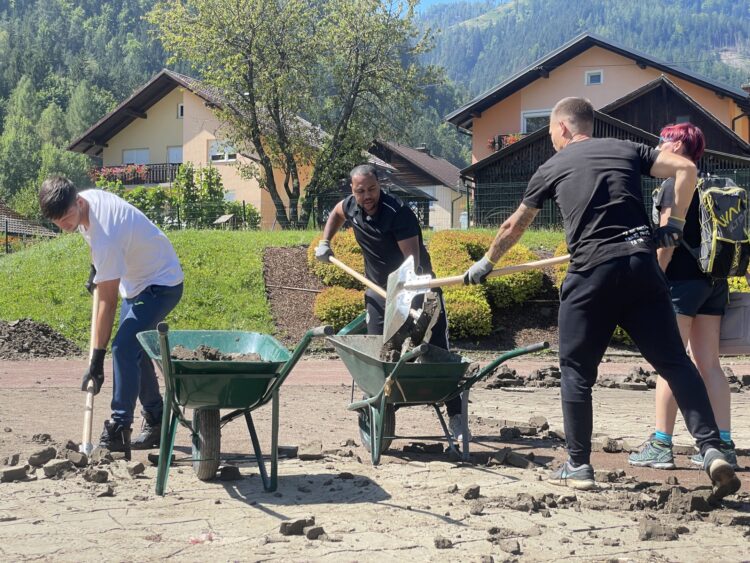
[
  {"x1": 403, "y1": 255, "x2": 571, "y2": 290},
  {"x1": 329, "y1": 257, "x2": 386, "y2": 298},
  {"x1": 80, "y1": 287, "x2": 99, "y2": 455}
]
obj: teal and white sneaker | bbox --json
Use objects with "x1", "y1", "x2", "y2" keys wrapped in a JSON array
[
  {"x1": 548, "y1": 460, "x2": 597, "y2": 490},
  {"x1": 628, "y1": 435, "x2": 676, "y2": 469},
  {"x1": 691, "y1": 440, "x2": 739, "y2": 469}
]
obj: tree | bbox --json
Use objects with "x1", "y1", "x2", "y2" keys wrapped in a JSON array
[
  {"x1": 37, "y1": 102, "x2": 69, "y2": 146},
  {"x1": 149, "y1": 0, "x2": 435, "y2": 228},
  {"x1": 66, "y1": 80, "x2": 115, "y2": 139}
]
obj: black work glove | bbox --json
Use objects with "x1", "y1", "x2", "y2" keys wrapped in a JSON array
[
  {"x1": 82, "y1": 348, "x2": 106, "y2": 395},
  {"x1": 85, "y1": 264, "x2": 97, "y2": 295},
  {"x1": 653, "y1": 216, "x2": 686, "y2": 248}
]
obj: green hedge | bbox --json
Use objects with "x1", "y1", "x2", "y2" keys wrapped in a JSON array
[
  {"x1": 307, "y1": 231, "x2": 364, "y2": 289},
  {"x1": 313, "y1": 286, "x2": 364, "y2": 331}
]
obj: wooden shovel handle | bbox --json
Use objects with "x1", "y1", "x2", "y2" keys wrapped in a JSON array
[
  {"x1": 81, "y1": 287, "x2": 99, "y2": 450},
  {"x1": 404, "y1": 254, "x2": 571, "y2": 290},
  {"x1": 329, "y1": 256, "x2": 387, "y2": 298}
]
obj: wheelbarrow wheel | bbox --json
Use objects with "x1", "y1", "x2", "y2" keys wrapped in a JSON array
[
  {"x1": 192, "y1": 409, "x2": 220, "y2": 480},
  {"x1": 357, "y1": 401, "x2": 395, "y2": 453}
]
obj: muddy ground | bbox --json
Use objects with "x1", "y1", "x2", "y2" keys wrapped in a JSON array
[{"x1": 1, "y1": 355, "x2": 749, "y2": 561}]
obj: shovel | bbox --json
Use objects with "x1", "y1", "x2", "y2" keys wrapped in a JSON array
[
  {"x1": 328, "y1": 256, "x2": 438, "y2": 347},
  {"x1": 79, "y1": 287, "x2": 98, "y2": 456},
  {"x1": 382, "y1": 254, "x2": 571, "y2": 343}
]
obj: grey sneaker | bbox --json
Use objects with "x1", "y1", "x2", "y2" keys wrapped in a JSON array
[
  {"x1": 690, "y1": 440, "x2": 738, "y2": 469},
  {"x1": 548, "y1": 460, "x2": 597, "y2": 491},
  {"x1": 703, "y1": 447, "x2": 741, "y2": 500},
  {"x1": 628, "y1": 436, "x2": 676, "y2": 469}
]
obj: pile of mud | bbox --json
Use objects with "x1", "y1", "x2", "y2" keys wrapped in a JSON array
[
  {"x1": 171, "y1": 344, "x2": 262, "y2": 362},
  {"x1": 0, "y1": 319, "x2": 81, "y2": 360}
]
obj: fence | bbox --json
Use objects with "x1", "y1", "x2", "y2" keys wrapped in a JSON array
[{"x1": 470, "y1": 169, "x2": 750, "y2": 229}]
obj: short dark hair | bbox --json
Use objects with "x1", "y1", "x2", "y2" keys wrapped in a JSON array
[
  {"x1": 349, "y1": 164, "x2": 378, "y2": 180},
  {"x1": 39, "y1": 176, "x2": 78, "y2": 219},
  {"x1": 552, "y1": 97, "x2": 594, "y2": 135}
]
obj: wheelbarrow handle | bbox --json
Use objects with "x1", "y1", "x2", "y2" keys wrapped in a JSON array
[
  {"x1": 310, "y1": 325, "x2": 334, "y2": 337},
  {"x1": 157, "y1": 322, "x2": 169, "y2": 335}
]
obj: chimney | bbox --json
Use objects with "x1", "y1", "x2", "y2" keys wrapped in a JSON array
[
  {"x1": 742, "y1": 82, "x2": 750, "y2": 95},
  {"x1": 415, "y1": 143, "x2": 431, "y2": 156}
]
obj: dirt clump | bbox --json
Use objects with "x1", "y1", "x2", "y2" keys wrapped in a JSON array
[
  {"x1": 170, "y1": 344, "x2": 261, "y2": 362},
  {"x1": 0, "y1": 319, "x2": 81, "y2": 360}
]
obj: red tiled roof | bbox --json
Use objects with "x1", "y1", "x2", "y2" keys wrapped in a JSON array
[{"x1": 0, "y1": 202, "x2": 56, "y2": 237}]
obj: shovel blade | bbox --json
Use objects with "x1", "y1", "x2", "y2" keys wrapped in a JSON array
[{"x1": 383, "y1": 256, "x2": 431, "y2": 344}]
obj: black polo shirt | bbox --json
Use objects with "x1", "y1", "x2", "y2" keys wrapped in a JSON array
[{"x1": 342, "y1": 191, "x2": 432, "y2": 288}]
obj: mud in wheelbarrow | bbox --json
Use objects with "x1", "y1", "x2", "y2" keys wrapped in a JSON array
[
  {"x1": 137, "y1": 322, "x2": 332, "y2": 495},
  {"x1": 328, "y1": 334, "x2": 548, "y2": 464}
]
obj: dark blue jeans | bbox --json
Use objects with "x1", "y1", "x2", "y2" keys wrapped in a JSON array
[
  {"x1": 111, "y1": 283, "x2": 183, "y2": 426},
  {"x1": 558, "y1": 253, "x2": 721, "y2": 465}
]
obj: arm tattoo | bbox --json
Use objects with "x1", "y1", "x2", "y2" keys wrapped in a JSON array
[{"x1": 487, "y1": 205, "x2": 539, "y2": 263}]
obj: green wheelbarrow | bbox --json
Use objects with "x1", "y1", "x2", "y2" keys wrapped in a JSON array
[
  {"x1": 136, "y1": 322, "x2": 333, "y2": 495},
  {"x1": 328, "y1": 334, "x2": 548, "y2": 465}
]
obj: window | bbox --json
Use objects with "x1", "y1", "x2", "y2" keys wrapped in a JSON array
[
  {"x1": 209, "y1": 140, "x2": 237, "y2": 162},
  {"x1": 224, "y1": 191, "x2": 237, "y2": 202},
  {"x1": 521, "y1": 110, "x2": 551, "y2": 134},
  {"x1": 177, "y1": 104, "x2": 184, "y2": 118},
  {"x1": 420, "y1": 186, "x2": 436, "y2": 209},
  {"x1": 122, "y1": 148, "x2": 149, "y2": 165},
  {"x1": 585, "y1": 70, "x2": 603, "y2": 86},
  {"x1": 167, "y1": 146, "x2": 183, "y2": 164}
]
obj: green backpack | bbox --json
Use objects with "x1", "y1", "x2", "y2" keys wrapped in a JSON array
[{"x1": 687, "y1": 177, "x2": 750, "y2": 279}]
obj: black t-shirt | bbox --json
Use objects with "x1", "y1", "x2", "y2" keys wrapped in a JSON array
[
  {"x1": 652, "y1": 178, "x2": 705, "y2": 280},
  {"x1": 523, "y1": 138, "x2": 659, "y2": 272},
  {"x1": 342, "y1": 191, "x2": 432, "y2": 288}
]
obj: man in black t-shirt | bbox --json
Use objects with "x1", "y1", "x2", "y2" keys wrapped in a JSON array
[
  {"x1": 463, "y1": 97, "x2": 740, "y2": 499},
  {"x1": 316, "y1": 164, "x2": 469, "y2": 442}
]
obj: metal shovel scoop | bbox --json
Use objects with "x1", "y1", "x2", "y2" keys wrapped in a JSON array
[{"x1": 383, "y1": 254, "x2": 572, "y2": 342}]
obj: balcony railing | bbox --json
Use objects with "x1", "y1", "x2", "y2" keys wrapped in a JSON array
[
  {"x1": 91, "y1": 163, "x2": 182, "y2": 186},
  {"x1": 487, "y1": 133, "x2": 528, "y2": 152}
]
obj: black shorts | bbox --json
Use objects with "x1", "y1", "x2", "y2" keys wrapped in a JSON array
[{"x1": 669, "y1": 278, "x2": 729, "y2": 317}]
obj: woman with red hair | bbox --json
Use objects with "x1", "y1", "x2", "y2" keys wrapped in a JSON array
[{"x1": 629, "y1": 122, "x2": 738, "y2": 469}]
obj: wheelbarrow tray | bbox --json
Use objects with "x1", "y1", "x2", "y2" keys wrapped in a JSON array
[
  {"x1": 137, "y1": 330, "x2": 291, "y2": 410},
  {"x1": 328, "y1": 335, "x2": 472, "y2": 404}
]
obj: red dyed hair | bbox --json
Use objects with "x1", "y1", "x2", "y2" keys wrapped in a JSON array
[{"x1": 659, "y1": 122, "x2": 706, "y2": 163}]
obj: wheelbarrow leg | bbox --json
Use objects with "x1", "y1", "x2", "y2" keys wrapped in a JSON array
[
  {"x1": 155, "y1": 399, "x2": 179, "y2": 495},
  {"x1": 245, "y1": 408, "x2": 276, "y2": 492},
  {"x1": 434, "y1": 405, "x2": 460, "y2": 458}
]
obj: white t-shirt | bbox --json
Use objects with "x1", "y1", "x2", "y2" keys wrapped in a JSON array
[{"x1": 79, "y1": 189, "x2": 184, "y2": 298}]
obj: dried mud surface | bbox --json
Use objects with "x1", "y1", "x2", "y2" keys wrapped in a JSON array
[{"x1": 171, "y1": 345, "x2": 262, "y2": 362}]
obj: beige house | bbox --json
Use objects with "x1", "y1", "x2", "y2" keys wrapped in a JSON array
[
  {"x1": 68, "y1": 69, "x2": 296, "y2": 228},
  {"x1": 447, "y1": 33, "x2": 750, "y2": 163}
]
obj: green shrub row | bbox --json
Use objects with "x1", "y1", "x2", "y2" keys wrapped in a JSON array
[
  {"x1": 313, "y1": 286, "x2": 365, "y2": 332},
  {"x1": 307, "y1": 231, "x2": 364, "y2": 289}
]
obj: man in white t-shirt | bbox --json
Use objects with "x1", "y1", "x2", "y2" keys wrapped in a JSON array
[{"x1": 39, "y1": 176, "x2": 184, "y2": 460}]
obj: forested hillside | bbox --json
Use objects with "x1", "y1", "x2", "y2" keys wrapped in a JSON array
[
  {"x1": 419, "y1": 0, "x2": 750, "y2": 97},
  {"x1": 1, "y1": 0, "x2": 749, "y2": 214},
  {"x1": 0, "y1": 0, "x2": 172, "y2": 213}
]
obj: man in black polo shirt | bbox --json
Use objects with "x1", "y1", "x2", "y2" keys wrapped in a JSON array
[
  {"x1": 316, "y1": 164, "x2": 469, "y2": 441},
  {"x1": 463, "y1": 97, "x2": 740, "y2": 499}
]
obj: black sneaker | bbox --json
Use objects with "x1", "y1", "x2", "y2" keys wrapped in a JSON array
[
  {"x1": 131, "y1": 410, "x2": 162, "y2": 450},
  {"x1": 99, "y1": 420, "x2": 132, "y2": 461},
  {"x1": 548, "y1": 460, "x2": 597, "y2": 491},
  {"x1": 703, "y1": 447, "x2": 741, "y2": 501}
]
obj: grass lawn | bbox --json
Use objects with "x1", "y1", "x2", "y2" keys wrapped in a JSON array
[{"x1": 0, "y1": 227, "x2": 563, "y2": 348}]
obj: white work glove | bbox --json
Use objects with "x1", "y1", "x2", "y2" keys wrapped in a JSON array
[
  {"x1": 315, "y1": 239, "x2": 333, "y2": 263},
  {"x1": 463, "y1": 256, "x2": 494, "y2": 285}
]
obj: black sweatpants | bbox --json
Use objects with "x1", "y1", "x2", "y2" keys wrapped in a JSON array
[
  {"x1": 558, "y1": 252, "x2": 722, "y2": 465},
  {"x1": 365, "y1": 288, "x2": 462, "y2": 416}
]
